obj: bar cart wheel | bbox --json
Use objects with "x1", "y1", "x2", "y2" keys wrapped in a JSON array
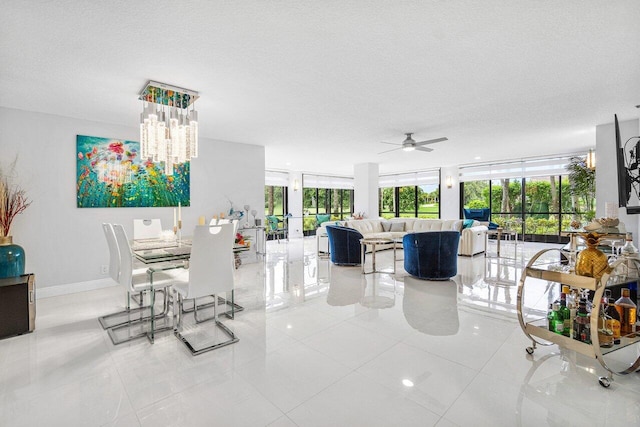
[{"x1": 598, "y1": 376, "x2": 612, "y2": 388}]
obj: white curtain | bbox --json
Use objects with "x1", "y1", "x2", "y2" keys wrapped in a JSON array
[
  {"x1": 378, "y1": 169, "x2": 440, "y2": 188},
  {"x1": 459, "y1": 156, "x2": 578, "y2": 182},
  {"x1": 303, "y1": 174, "x2": 354, "y2": 189},
  {"x1": 265, "y1": 170, "x2": 289, "y2": 186}
]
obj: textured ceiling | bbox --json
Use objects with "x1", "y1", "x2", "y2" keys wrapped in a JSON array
[{"x1": 2, "y1": 1, "x2": 639, "y2": 175}]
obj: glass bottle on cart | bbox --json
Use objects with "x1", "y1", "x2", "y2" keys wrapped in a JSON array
[{"x1": 615, "y1": 288, "x2": 637, "y2": 336}]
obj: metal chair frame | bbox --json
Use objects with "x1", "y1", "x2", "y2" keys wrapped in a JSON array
[{"x1": 173, "y1": 224, "x2": 239, "y2": 355}]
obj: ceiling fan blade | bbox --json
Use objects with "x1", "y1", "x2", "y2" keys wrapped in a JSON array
[
  {"x1": 378, "y1": 147, "x2": 402, "y2": 154},
  {"x1": 415, "y1": 137, "x2": 448, "y2": 146},
  {"x1": 379, "y1": 141, "x2": 400, "y2": 146},
  {"x1": 415, "y1": 146, "x2": 434, "y2": 152}
]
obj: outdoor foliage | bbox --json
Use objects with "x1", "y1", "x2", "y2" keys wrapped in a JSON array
[{"x1": 463, "y1": 165, "x2": 596, "y2": 236}]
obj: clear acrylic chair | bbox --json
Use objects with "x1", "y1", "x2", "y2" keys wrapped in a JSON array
[
  {"x1": 173, "y1": 224, "x2": 239, "y2": 355},
  {"x1": 105, "y1": 224, "x2": 179, "y2": 344}
]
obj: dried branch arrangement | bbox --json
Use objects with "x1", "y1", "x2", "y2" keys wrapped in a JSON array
[{"x1": 0, "y1": 159, "x2": 31, "y2": 237}]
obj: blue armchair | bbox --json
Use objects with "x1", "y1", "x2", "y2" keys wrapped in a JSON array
[
  {"x1": 403, "y1": 231, "x2": 460, "y2": 280},
  {"x1": 463, "y1": 208, "x2": 498, "y2": 230},
  {"x1": 325, "y1": 225, "x2": 364, "y2": 266}
]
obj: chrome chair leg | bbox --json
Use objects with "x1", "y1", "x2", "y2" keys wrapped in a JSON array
[
  {"x1": 99, "y1": 289, "x2": 167, "y2": 330},
  {"x1": 175, "y1": 291, "x2": 239, "y2": 356},
  {"x1": 130, "y1": 291, "x2": 144, "y2": 307},
  {"x1": 105, "y1": 287, "x2": 173, "y2": 345},
  {"x1": 174, "y1": 291, "x2": 182, "y2": 329},
  {"x1": 180, "y1": 293, "x2": 244, "y2": 319}
]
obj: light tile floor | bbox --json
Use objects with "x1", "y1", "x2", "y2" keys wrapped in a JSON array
[{"x1": 1, "y1": 238, "x2": 640, "y2": 426}]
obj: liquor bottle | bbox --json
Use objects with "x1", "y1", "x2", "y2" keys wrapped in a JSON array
[
  {"x1": 606, "y1": 297, "x2": 622, "y2": 343},
  {"x1": 573, "y1": 299, "x2": 591, "y2": 343},
  {"x1": 621, "y1": 233, "x2": 638, "y2": 256},
  {"x1": 615, "y1": 288, "x2": 637, "y2": 336},
  {"x1": 567, "y1": 287, "x2": 579, "y2": 310},
  {"x1": 568, "y1": 297, "x2": 577, "y2": 339},
  {"x1": 561, "y1": 285, "x2": 571, "y2": 311},
  {"x1": 580, "y1": 288, "x2": 592, "y2": 313},
  {"x1": 629, "y1": 281, "x2": 638, "y2": 310},
  {"x1": 597, "y1": 298, "x2": 614, "y2": 347},
  {"x1": 547, "y1": 303, "x2": 563, "y2": 334},
  {"x1": 559, "y1": 292, "x2": 571, "y2": 337}
]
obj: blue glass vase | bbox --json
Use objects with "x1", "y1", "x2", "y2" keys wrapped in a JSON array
[{"x1": 0, "y1": 236, "x2": 25, "y2": 278}]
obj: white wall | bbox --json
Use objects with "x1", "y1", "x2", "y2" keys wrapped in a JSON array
[
  {"x1": 0, "y1": 107, "x2": 265, "y2": 290},
  {"x1": 596, "y1": 118, "x2": 640, "y2": 242},
  {"x1": 288, "y1": 171, "x2": 303, "y2": 238},
  {"x1": 354, "y1": 163, "x2": 379, "y2": 218},
  {"x1": 440, "y1": 166, "x2": 460, "y2": 219}
]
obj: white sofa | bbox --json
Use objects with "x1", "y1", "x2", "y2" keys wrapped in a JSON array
[{"x1": 317, "y1": 218, "x2": 487, "y2": 257}]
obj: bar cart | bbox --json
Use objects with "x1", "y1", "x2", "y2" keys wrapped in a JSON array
[{"x1": 517, "y1": 248, "x2": 640, "y2": 388}]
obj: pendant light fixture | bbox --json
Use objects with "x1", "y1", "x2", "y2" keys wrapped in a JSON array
[{"x1": 139, "y1": 81, "x2": 199, "y2": 175}]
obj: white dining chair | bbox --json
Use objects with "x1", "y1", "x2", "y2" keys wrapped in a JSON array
[
  {"x1": 173, "y1": 224, "x2": 238, "y2": 355},
  {"x1": 133, "y1": 218, "x2": 163, "y2": 240},
  {"x1": 105, "y1": 224, "x2": 180, "y2": 344},
  {"x1": 98, "y1": 223, "x2": 146, "y2": 329},
  {"x1": 177, "y1": 218, "x2": 242, "y2": 318},
  {"x1": 102, "y1": 223, "x2": 120, "y2": 285}
]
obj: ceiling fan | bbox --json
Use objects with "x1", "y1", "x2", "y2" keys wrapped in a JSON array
[{"x1": 378, "y1": 133, "x2": 448, "y2": 154}]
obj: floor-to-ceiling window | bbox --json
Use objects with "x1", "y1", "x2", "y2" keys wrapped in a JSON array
[
  {"x1": 490, "y1": 178, "x2": 523, "y2": 231},
  {"x1": 302, "y1": 174, "x2": 354, "y2": 235},
  {"x1": 460, "y1": 156, "x2": 595, "y2": 242},
  {"x1": 378, "y1": 170, "x2": 440, "y2": 219},
  {"x1": 264, "y1": 185, "x2": 287, "y2": 217},
  {"x1": 379, "y1": 187, "x2": 396, "y2": 219},
  {"x1": 265, "y1": 170, "x2": 290, "y2": 217}
]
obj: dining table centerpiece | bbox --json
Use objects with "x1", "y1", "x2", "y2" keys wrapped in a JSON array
[{"x1": 0, "y1": 160, "x2": 32, "y2": 278}]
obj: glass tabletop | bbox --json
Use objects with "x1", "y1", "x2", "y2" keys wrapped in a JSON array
[
  {"x1": 561, "y1": 225, "x2": 627, "y2": 236},
  {"x1": 134, "y1": 241, "x2": 250, "y2": 264}
]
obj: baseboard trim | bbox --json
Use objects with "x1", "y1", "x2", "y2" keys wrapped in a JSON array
[{"x1": 36, "y1": 278, "x2": 119, "y2": 299}]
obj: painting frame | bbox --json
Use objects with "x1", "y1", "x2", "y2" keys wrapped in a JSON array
[{"x1": 76, "y1": 135, "x2": 190, "y2": 208}]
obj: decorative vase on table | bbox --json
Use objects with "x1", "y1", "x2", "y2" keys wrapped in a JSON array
[
  {"x1": 575, "y1": 232, "x2": 610, "y2": 280},
  {"x1": 0, "y1": 236, "x2": 25, "y2": 278}
]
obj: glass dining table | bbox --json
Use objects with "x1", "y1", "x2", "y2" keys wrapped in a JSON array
[
  {"x1": 132, "y1": 238, "x2": 250, "y2": 264},
  {"x1": 130, "y1": 238, "x2": 247, "y2": 343}
]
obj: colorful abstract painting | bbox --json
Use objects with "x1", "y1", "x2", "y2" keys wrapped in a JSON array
[{"x1": 76, "y1": 135, "x2": 190, "y2": 208}]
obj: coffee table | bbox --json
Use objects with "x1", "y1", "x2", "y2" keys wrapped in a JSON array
[
  {"x1": 485, "y1": 227, "x2": 519, "y2": 258},
  {"x1": 360, "y1": 237, "x2": 396, "y2": 274}
]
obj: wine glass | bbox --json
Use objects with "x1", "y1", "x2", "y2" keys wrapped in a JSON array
[
  {"x1": 244, "y1": 205, "x2": 251, "y2": 226},
  {"x1": 607, "y1": 239, "x2": 619, "y2": 264},
  {"x1": 251, "y1": 209, "x2": 257, "y2": 226}
]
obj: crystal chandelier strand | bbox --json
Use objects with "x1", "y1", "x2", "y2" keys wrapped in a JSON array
[{"x1": 138, "y1": 81, "x2": 199, "y2": 176}]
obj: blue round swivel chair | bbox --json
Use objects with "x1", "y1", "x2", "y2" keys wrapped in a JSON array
[
  {"x1": 325, "y1": 225, "x2": 364, "y2": 266},
  {"x1": 403, "y1": 231, "x2": 460, "y2": 280}
]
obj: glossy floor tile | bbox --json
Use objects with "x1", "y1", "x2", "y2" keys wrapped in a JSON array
[{"x1": 1, "y1": 237, "x2": 640, "y2": 426}]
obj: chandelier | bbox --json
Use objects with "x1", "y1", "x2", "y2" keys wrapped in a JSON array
[{"x1": 139, "y1": 81, "x2": 199, "y2": 175}]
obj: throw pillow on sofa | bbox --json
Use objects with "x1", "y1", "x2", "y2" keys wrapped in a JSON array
[
  {"x1": 381, "y1": 221, "x2": 392, "y2": 232},
  {"x1": 390, "y1": 222, "x2": 405, "y2": 232},
  {"x1": 316, "y1": 214, "x2": 331, "y2": 227}
]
